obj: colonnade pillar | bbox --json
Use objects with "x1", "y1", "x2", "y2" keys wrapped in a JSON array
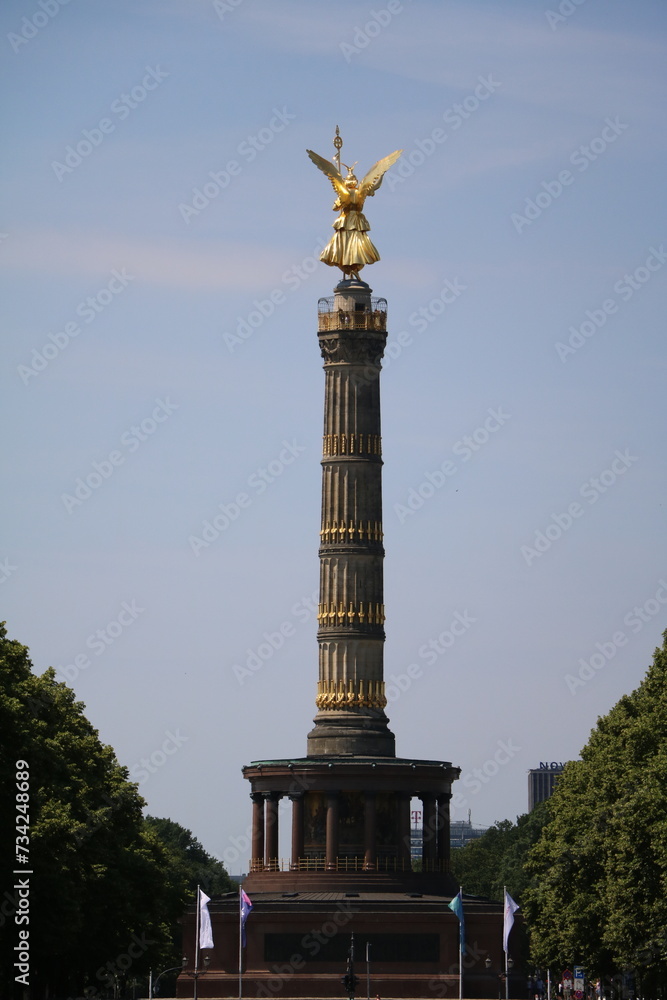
[
  {"x1": 251, "y1": 784, "x2": 453, "y2": 874},
  {"x1": 290, "y1": 792, "x2": 304, "y2": 869},
  {"x1": 422, "y1": 793, "x2": 437, "y2": 866},
  {"x1": 250, "y1": 792, "x2": 264, "y2": 871},
  {"x1": 363, "y1": 792, "x2": 377, "y2": 870},
  {"x1": 437, "y1": 794, "x2": 451, "y2": 871},
  {"x1": 264, "y1": 792, "x2": 281, "y2": 870},
  {"x1": 397, "y1": 792, "x2": 412, "y2": 868},
  {"x1": 325, "y1": 792, "x2": 340, "y2": 870}
]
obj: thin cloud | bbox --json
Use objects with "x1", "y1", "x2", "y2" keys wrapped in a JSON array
[{"x1": 4, "y1": 229, "x2": 302, "y2": 291}]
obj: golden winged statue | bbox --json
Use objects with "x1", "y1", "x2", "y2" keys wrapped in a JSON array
[{"x1": 307, "y1": 133, "x2": 402, "y2": 279}]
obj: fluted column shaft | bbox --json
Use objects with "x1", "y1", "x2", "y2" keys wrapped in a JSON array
[{"x1": 308, "y1": 283, "x2": 395, "y2": 757}]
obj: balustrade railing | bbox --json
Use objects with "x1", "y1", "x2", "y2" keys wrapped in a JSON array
[
  {"x1": 317, "y1": 297, "x2": 387, "y2": 332},
  {"x1": 248, "y1": 856, "x2": 449, "y2": 873}
]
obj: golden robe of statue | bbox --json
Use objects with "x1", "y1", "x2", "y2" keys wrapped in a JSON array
[{"x1": 307, "y1": 146, "x2": 402, "y2": 279}]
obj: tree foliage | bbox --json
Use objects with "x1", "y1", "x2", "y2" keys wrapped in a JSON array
[
  {"x1": 525, "y1": 631, "x2": 667, "y2": 992},
  {"x1": 143, "y1": 814, "x2": 234, "y2": 977},
  {"x1": 0, "y1": 624, "x2": 230, "y2": 1000},
  {"x1": 450, "y1": 803, "x2": 550, "y2": 903},
  {"x1": 144, "y1": 815, "x2": 233, "y2": 897}
]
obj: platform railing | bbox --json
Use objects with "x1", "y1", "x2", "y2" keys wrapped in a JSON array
[
  {"x1": 317, "y1": 297, "x2": 387, "y2": 332},
  {"x1": 248, "y1": 856, "x2": 449, "y2": 873}
]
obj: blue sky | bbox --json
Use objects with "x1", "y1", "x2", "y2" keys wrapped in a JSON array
[{"x1": 2, "y1": 0, "x2": 666, "y2": 870}]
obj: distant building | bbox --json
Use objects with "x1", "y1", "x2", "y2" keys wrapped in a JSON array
[
  {"x1": 409, "y1": 809, "x2": 488, "y2": 862},
  {"x1": 450, "y1": 819, "x2": 489, "y2": 850},
  {"x1": 528, "y1": 762, "x2": 565, "y2": 810}
]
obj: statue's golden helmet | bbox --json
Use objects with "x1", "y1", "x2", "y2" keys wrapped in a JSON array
[{"x1": 344, "y1": 171, "x2": 358, "y2": 189}]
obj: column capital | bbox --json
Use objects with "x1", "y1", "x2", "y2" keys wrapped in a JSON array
[{"x1": 318, "y1": 330, "x2": 387, "y2": 366}]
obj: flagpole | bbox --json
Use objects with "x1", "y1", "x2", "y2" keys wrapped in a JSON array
[
  {"x1": 194, "y1": 885, "x2": 200, "y2": 1000},
  {"x1": 238, "y1": 885, "x2": 243, "y2": 1000},
  {"x1": 505, "y1": 948, "x2": 509, "y2": 1000},
  {"x1": 458, "y1": 886, "x2": 463, "y2": 1000},
  {"x1": 366, "y1": 941, "x2": 370, "y2": 1000},
  {"x1": 503, "y1": 885, "x2": 508, "y2": 1000}
]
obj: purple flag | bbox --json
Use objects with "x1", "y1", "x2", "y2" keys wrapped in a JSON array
[{"x1": 240, "y1": 889, "x2": 253, "y2": 946}]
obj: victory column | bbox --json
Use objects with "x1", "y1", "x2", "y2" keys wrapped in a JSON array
[{"x1": 178, "y1": 129, "x2": 510, "y2": 1000}]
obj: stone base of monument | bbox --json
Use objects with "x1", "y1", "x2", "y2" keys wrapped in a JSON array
[{"x1": 177, "y1": 889, "x2": 522, "y2": 999}]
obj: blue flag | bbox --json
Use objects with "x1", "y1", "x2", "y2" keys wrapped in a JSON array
[{"x1": 448, "y1": 890, "x2": 465, "y2": 955}]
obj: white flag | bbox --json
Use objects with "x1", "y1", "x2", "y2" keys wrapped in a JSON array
[
  {"x1": 503, "y1": 889, "x2": 519, "y2": 953},
  {"x1": 199, "y1": 889, "x2": 214, "y2": 950}
]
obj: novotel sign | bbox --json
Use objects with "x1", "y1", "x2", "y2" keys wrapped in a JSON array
[{"x1": 539, "y1": 762, "x2": 564, "y2": 770}]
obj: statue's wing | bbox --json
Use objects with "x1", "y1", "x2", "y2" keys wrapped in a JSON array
[
  {"x1": 306, "y1": 149, "x2": 348, "y2": 197},
  {"x1": 359, "y1": 149, "x2": 403, "y2": 197}
]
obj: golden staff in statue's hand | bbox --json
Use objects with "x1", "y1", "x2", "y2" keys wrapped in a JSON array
[{"x1": 307, "y1": 129, "x2": 402, "y2": 280}]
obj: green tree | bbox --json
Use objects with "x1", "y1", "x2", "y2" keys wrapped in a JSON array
[
  {"x1": 145, "y1": 816, "x2": 233, "y2": 897},
  {"x1": 143, "y1": 815, "x2": 234, "y2": 982},
  {"x1": 525, "y1": 630, "x2": 667, "y2": 994},
  {"x1": 0, "y1": 624, "x2": 181, "y2": 999},
  {"x1": 450, "y1": 803, "x2": 550, "y2": 902}
]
